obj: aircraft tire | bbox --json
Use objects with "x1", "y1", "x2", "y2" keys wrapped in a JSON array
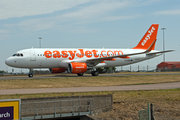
[
  {"x1": 91, "y1": 71, "x2": 99, "y2": 76},
  {"x1": 77, "y1": 73, "x2": 84, "y2": 76},
  {"x1": 28, "y1": 73, "x2": 33, "y2": 78}
]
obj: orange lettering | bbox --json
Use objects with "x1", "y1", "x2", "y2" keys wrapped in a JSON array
[
  {"x1": 62, "y1": 50, "x2": 68, "y2": 58},
  {"x1": 92, "y1": 49, "x2": 99, "y2": 58},
  {"x1": 77, "y1": 49, "x2": 84, "y2": 58},
  {"x1": 107, "y1": 50, "x2": 114, "y2": 57},
  {"x1": 114, "y1": 50, "x2": 123, "y2": 55},
  {"x1": 85, "y1": 50, "x2": 92, "y2": 58},
  {"x1": 68, "y1": 50, "x2": 77, "y2": 60},
  {"x1": 101, "y1": 50, "x2": 107, "y2": 57},
  {"x1": 44, "y1": 50, "x2": 52, "y2": 58},
  {"x1": 53, "y1": 50, "x2": 61, "y2": 58}
]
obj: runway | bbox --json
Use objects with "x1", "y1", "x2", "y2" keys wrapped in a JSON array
[
  {"x1": 1, "y1": 72, "x2": 180, "y2": 80},
  {"x1": 0, "y1": 82, "x2": 180, "y2": 95}
]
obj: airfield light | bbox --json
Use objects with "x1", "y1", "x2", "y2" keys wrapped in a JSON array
[
  {"x1": 38, "y1": 37, "x2": 42, "y2": 48},
  {"x1": 161, "y1": 28, "x2": 166, "y2": 62}
]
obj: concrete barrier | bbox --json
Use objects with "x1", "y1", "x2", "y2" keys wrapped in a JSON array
[{"x1": 21, "y1": 94, "x2": 113, "y2": 119}]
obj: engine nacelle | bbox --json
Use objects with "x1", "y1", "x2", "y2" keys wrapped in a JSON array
[
  {"x1": 68, "y1": 62, "x2": 87, "y2": 74},
  {"x1": 49, "y1": 68, "x2": 66, "y2": 73}
]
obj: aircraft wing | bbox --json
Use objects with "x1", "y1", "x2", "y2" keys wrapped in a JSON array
[
  {"x1": 71, "y1": 39, "x2": 157, "y2": 62},
  {"x1": 67, "y1": 39, "x2": 173, "y2": 64},
  {"x1": 146, "y1": 50, "x2": 174, "y2": 55}
]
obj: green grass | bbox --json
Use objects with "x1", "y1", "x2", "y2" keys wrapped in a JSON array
[
  {"x1": 0, "y1": 89, "x2": 180, "y2": 102},
  {"x1": 0, "y1": 74, "x2": 180, "y2": 89}
]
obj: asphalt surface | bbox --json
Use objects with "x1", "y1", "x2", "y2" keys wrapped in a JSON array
[
  {"x1": 1, "y1": 72, "x2": 180, "y2": 80},
  {"x1": 0, "y1": 82, "x2": 180, "y2": 95}
]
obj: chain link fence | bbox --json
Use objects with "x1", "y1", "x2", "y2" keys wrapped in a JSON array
[{"x1": 139, "y1": 102, "x2": 151, "y2": 120}]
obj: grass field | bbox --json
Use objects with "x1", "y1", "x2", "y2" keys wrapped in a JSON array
[
  {"x1": 1, "y1": 73, "x2": 180, "y2": 119},
  {"x1": 0, "y1": 89, "x2": 179, "y2": 119},
  {"x1": 0, "y1": 74, "x2": 180, "y2": 89}
]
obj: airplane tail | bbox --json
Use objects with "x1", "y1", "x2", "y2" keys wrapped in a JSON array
[{"x1": 133, "y1": 24, "x2": 159, "y2": 50}]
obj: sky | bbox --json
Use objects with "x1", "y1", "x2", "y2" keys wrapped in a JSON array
[{"x1": 0, "y1": 0, "x2": 180, "y2": 73}]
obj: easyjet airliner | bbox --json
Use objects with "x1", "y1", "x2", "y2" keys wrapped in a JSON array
[{"x1": 5, "y1": 24, "x2": 173, "y2": 77}]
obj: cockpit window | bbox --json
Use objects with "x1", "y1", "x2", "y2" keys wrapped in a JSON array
[{"x1": 12, "y1": 53, "x2": 23, "y2": 57}]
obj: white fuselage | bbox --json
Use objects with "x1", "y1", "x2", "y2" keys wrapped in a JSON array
[{"x1": 5, "y1": 48, "x2": 160, "y2": 69}]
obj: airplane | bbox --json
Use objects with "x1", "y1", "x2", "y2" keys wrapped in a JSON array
[{"x1": 5, "y1": 24, "x2": 173, "y2": 77}]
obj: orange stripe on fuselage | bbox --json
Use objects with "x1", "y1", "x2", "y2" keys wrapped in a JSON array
[{"x1": 119, "y1": 56, "x2": 130, "y2": 59}]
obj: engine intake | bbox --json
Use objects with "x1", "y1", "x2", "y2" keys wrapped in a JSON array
[{"x1": 68, "y1": 62, "x2": 87, "y2": 74}]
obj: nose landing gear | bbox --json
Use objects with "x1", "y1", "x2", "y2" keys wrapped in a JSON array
[
  {"x1": 28, "y1": 73, "x2": 33, "y2": 78},
  {"x1": 28, "y1": 68, "x2": 33, "y2": 78}
]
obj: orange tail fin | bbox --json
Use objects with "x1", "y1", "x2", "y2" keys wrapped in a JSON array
[{"x1": 133, "y1": 24, "x2": 159, "y2": 50}]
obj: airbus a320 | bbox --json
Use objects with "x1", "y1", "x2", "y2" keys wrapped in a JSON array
[{"x1": 5, "y1": 24, "x2": 173, "y2": 77}]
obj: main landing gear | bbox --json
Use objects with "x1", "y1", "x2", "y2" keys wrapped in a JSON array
[
  {"x1": 28, "y1": 68, "x2": 33, "y2": 78},
  {"x1": 77, "y1": 73, "x2": 84, "y2": 76},
  {"x1": 91, "y1": 71, "x2": 99, "y2": 76},
  {"x1": 76, "y1": 71, "x2": 99, "y2": 76}
]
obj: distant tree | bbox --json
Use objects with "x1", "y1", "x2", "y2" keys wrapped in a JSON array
[
  {"x1": 104, "y1": 67, "x2": 110, "y2": 72},
  {"x1": 96, "y1": 67, "x2": 117, "y2": 73},
  {"x1": 0, "y1": 70, "x2": 6, "y2": 73},
  {"x1": 96, "y1": 67, "x2": 104, "y2": 73},
  {"x1": 112, "y1": 67, "x2": 116, "y2": 72}
]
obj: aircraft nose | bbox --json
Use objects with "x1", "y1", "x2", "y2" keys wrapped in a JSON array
[
  {"x1": 5, "y1": 58, "x2": 13, "y2": 66},
  {"x1": 5, "y1": 58, "x2": 10, "y2": 66}
]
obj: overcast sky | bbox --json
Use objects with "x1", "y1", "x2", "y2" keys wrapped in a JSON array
[{"x1": 0, "y1": 0, "x2": 180, "y2": 73}]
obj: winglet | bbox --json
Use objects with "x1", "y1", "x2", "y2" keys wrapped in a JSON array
[{"x1": 133, "y1": 24, "x2": 159, "y2": 50}]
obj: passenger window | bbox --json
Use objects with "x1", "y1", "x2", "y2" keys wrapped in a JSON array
[
  {"x1": 21, "y1": 54, "x2": 23, "y2": 57},
  {"x1": 17, "y1": 54, "x2": 20, "y2": 56}
]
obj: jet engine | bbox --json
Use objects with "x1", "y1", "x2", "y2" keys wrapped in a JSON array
[
  {"x1": 68, "y1": 62, "x2": 87, "y2": 74},
  {"x1": 49, "y1": 68, "x2": 66, "y2": 73}
]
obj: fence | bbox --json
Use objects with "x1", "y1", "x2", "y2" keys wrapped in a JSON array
[
  {"x1": 139, "y1": 102, "x2": 155, "y2": 120},
  {"x1": 21, "y1": 98, "x2": 94, "y2": 120}
]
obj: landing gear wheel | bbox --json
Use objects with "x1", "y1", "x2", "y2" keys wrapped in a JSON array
[
  {"x1": 91, "y1": 71, "x2": 99, "y2": 76},
  {"x1": 77, "y1": 73, "x2": 84, "y2": 76},
  {"x1": 28, "y1": 73, "x2": 33, "y2": 78}
]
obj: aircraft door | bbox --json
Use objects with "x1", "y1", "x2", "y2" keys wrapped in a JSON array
[{"x1": 30, "y1": 50, "x2": 36, "y2": 61}]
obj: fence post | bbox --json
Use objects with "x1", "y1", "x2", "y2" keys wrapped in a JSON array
[
  {"x1": 148, "y1": 102, "x2": 151, "y2": 120},
  {"x1": 151, "y1": 103, "x2": 155, "y2": 120},
  {"x1": 41, "y1": 102, "x2": 43, "y2": 119},
  {"x1": 78, "y1": 99, "x2": 80, "y2": 115},
  {"x1": 90, "y1": 99, "x2": 92, "y2": 115},
  {"x1": 54, "y1": 101, "x2": 56, "y2": 117},
  {"x1": 34, "y1": 103, "x2": 36, "y2": 119},
  {"x1": 60, "y1": 101, "x2": 62, "y2": 117},
  {"x1": 72, "y1": 100, "x2": 74, "y2": 116}
]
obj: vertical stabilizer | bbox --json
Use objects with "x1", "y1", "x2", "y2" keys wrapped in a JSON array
[{"x1": 133, "y1": 24, "x2": 159, "y2": 50}]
